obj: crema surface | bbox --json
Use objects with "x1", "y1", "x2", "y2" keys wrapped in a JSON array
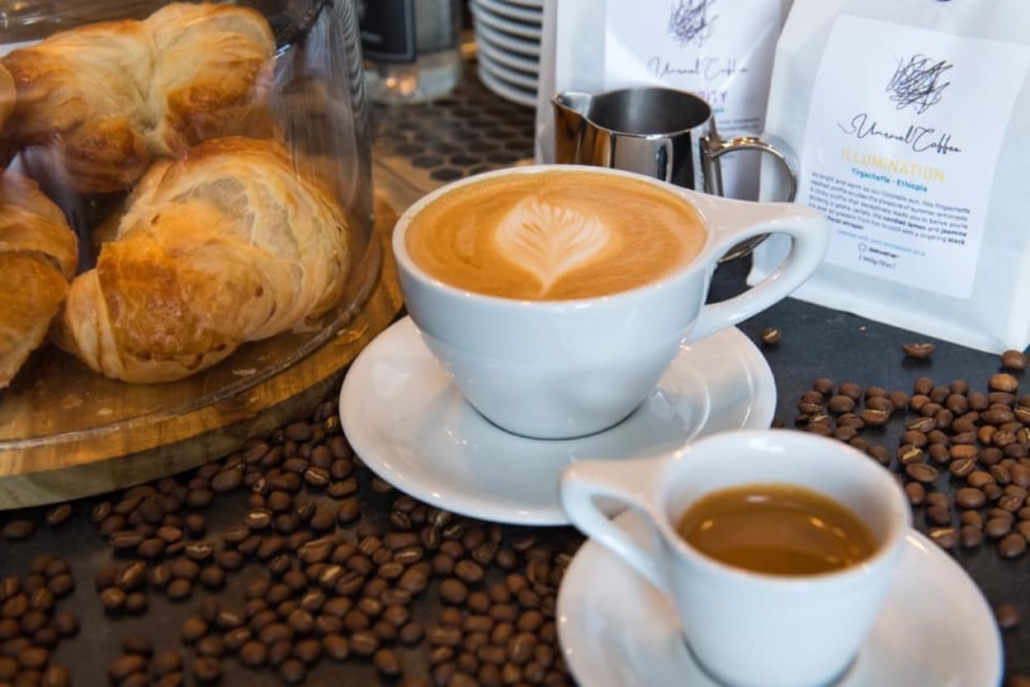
[{"x1": 405, "y1": 171, "x2": 707, "y2": 300}]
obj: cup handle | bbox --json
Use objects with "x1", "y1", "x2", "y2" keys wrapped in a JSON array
[
  {"x1": 703, "y1": 135, "x2": 800, "y2": 262},
  {"x1": 684, "y1": 196, "x2": 829, "y2": 343},
  {"x1": 705, "y1": 135, "x2": 799, "y2": 202},
  {"x1": 559, "y1": 458, "x2": 670, "y2": 593}
]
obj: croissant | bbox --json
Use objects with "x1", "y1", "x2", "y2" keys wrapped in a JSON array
[
  {"x1": 0, "y1": 63, "x2": 14, "y2": 133},
  {"x1": 0, "y1": 174, "x2": 79, "y2": 388},
  {"x1": 52, "y1": 137, "x2": 351, "y2": 383},
  {"x1": 1, "y1": 3, "x2": 274, "y2": 195}
]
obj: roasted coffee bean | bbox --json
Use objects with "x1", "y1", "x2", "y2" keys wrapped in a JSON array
[
  {"x1": 373, "y1": 648, "x2": 402, "y2": 677},
  {"x1": 960, "y1": 525, "x2": 984, "y2": 549},
  {"x1": 956, "y1": 488, "x2": 987, "y2": 509},
  {"x1": 215, "y1": 549, "x2": 244, "y2": 572},
  {"x1": 41, "y1": 503, "x2": 73, "y2": 529},
  {"x1": 169, "y1": 558, "x2": 200, "y2": 581},
  {"x1": 313, "y1": 614, "x2": 343, "y2": 636},
  {"x1": 905, "y1": 463, "x2": 939, "y2": 484},
  {"x1": 293, "y1": 638, "x2": 322, "y2": 665},
  {"x1": 39, "y1": 664, "x2": 71, "y2": 687},
  {"x1": 109, "y1": 530, "x2": 144, "y2": 550},
  {"x1": 240, "y1": 640, "x2": 268, "y2": 667},
  {"x1": 185, "y1": 542, "x2": 214, "y2": 562},
  {"x1": 181, "y1": 616, "x2": 209, "y2": 643},
  {"x1": 259, "y1": 623, "x2": 293, "y2": 646},
  {"x1": 267, "y1": 640, "x2": 292, "y2": 668},
  {"x1": 986, "y1": 518, "x2": 1014, "y2": 539},
  {"x1": 322, "y1": 633, "x2": 349, "y2": 661},
  {"x1": 438, "y1": 577, "x2": 468, "y2": 605},
  {"x1": 903, "y1": 483, "x2": 925, "y2": 506},
  {"x1": 902, "y1": 342, "x2": 936, "y2": 359},
  {"x1": 990, "y1": 373, "x2": 1020, "y2": 394},
  {"x1": 278, "y1": 658, "x2": 306, "y2": 684},
  {"x1": 99, "y1": 587, "x2": 126, "y2": 611},
  {"x1": 224, "y1": 627, "x2": 252, "y2": 651},
  {"x1": 287, "y1": 609, "x2": 315, "y2": 635},
  {"x1": 198, "y1": 566, "x2": 225, "y2": 590},
  {"x1": 998, "y1": 349, "x2": 1029, "y2": 372},
  {"x1": 929, "y1": 528, "x2": 958, "y2": 549},
  {"x1": 455, "y1": 560, "x2": 485, "y2": 584},
  {"x1": 196, "y1": 635, "x2": 225, "y2": 658},
  {"x1": 108, "y1": 654, "x2": 147, "y2": 682},
  {"x1": 166, "y1": 579, "x2": 193, "y2": 601},
  {"x1": 152, "y1": 651, "x2": 183, "y2": 677},
  {"x1": 343, "y1": 609, "x2": 370, "y2": 632},
  {"x1": 865, "y1": 445, "x2": 890, "y2": 466},
  {"x1": 191, "y1": 656, "x2": 221, "y2": 683},
  {"x1": 350, "y1": 630, "x2": 380, "y2": 657},
  {"x1": 995, "y1": 604, "x2": 1021, "y2": 630},
  {"x1": 999, "y1": 533, "x2": 1028, "y2": 558},
  {"x1": 968, "y1": 471, "x2": 996, "y2": 489},
  {"x1": 246, "y1": 509, "x2": 273, "y2": 531},
  {"x1": 0, "y1": 519, "x2": 34, "y2": 542},
  {"x1": 266, "y1": 491, "x2": 293, "y2": 514},
  {"x1": 210, "y1": 468, "x2": 243, "y2": 493},
  {"x1": 257, "y1": 536, "x2": 286, "y2": 560}
]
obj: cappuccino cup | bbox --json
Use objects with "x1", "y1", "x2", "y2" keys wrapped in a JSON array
[
  {"x1": 393, "y1": 165, "x2": 829, "y2": 440},
  {"x1": 560, "y1": 430, "x2": 911, "y2": 687}
]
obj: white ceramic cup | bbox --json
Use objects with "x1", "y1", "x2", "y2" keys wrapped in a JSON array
[
  {"x1": 560, "y1": 429, "x2": 912, "y2": 687},
  {"x1": 393, "y1": 165, "x2": 828, "y2": 439}
]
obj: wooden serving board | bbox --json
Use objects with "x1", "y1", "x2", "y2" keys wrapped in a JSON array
[{"x1": 0, "y1": 197, "x2": 404, "y2": 510}]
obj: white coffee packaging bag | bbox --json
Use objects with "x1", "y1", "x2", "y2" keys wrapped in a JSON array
[
  {"x1": 751, "y1": 0, "x2": 1030, "y2": 354},
  {"x1": 534, "y1": 0, "x2": 792, "y2": 200}
]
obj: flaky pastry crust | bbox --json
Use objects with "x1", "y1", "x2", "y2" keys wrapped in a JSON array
[
  {"x1": 0, "y1": 174, "x2": 79, "y2": 388},
  {"x1": 52, "y1": 137, "x2": 351, "y2": 383},
  {"x1": 0, "y1": 3, "x2": 274, "y2": 194}
]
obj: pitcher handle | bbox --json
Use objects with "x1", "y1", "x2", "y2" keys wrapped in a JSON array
[{"x1": 704, "y1": 135, "x2": 800, "y2": 262}]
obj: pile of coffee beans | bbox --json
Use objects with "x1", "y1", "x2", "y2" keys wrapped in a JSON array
[
  {"x1": 0, "y1": 555, "x2": 78, "y2": 686},
  {"x1": 0, "y1": 398, "x2": 578, "y2": 686},
  {"x1": 5, "y1": 342, "x2": 1030, "y2": 684},
  {"x1": 790, "y1": 348, "x2": 1030, "y2": 561},
  {"x1": 106, "y1": 637, "x2": 184, "y2": 686}
]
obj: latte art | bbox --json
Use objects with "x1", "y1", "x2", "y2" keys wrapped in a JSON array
[
  {"x1": 405, "y1": 170, "x2": 707, "y2": 301},
  {"x1": 494, "y1": 198, "x2": 617, "y2": 295}
]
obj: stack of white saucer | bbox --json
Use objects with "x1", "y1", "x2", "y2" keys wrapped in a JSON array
[{"x1": 470, "y1": 0, "x2": 541, "y2": 107}]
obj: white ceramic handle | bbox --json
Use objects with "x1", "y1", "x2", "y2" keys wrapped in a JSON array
[
  {"x1": 686, "y1": 196, "x2": 829, "y2": 342},
  {"x1": 559, "y1": 458, "x2": 670, "y2": 592}
]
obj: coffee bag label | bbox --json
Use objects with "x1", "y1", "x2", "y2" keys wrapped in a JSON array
[
  {"x1": 603, "y1": 0, "x2": 786, "y2": 199},
  {"x1": 797, "y1": 15, "x2": 1030, "y2": 298}
]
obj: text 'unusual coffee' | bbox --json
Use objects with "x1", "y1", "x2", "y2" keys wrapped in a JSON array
[{"x1": 405, "y1": 171, "x2": 706, "y2": 300}]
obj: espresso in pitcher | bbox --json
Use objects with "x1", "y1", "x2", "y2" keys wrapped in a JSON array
[
  {"x1": 404, "y1": 171, "x2": 706, "y2": 301},
  {"x1": 677, "y1": 483, "x2": 877, "y2": 576}
]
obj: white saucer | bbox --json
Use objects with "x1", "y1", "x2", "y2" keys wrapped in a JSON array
[
  {"x1": 489, "y1": 0, "x2": 543, "y2": 8},
  {"x1": 339, "y1": 317, "x2": 776, "y2": 525},
  {"x1": 478, "y1": 51, "x2": 538, "y2": 91},
  {"x1": 475, "y1": 0, "x2": 543, "y2": 24},
  {"x1": 471, "y1": 2, "x2": 543, "y2": 40},
  {"x1": 478, "y1": 36, "x2": 539, "y2": 74},
  {"x1": 477, "y1": 67, "x2": 537, "y2": 109},
  {"x1": 474, "y1": 21, "x2": 541, "y2": 57},
  {"x1": 558, "y1": 512, "x2": 1003, "y2": 687}
]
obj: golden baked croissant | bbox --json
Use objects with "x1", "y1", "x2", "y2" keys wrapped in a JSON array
[
  {"x1": 52, "y1": 137, "x2": 351, "y2": 383},
  {"x1": 0, "y1": 174, "x2": 79, "y2": 388},
  {"x1": 1, "y1": 3, "x2": 274, "y2": 195},
  {"x1": 0, "y1": 63, "x2": 14, "y2": 134}
]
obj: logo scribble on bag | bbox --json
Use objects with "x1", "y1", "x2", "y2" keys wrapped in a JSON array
[
  {"x1": 886, "y1": 55, "x2": 953, "y2": 114},
  {"x1": 668, "y1": 0, "x2": 718, "y2": 47}
]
